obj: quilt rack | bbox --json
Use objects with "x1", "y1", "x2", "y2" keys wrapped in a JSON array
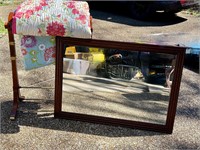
[{"x1": 5, "y1": 9, "x2": 92, "y2": 120}]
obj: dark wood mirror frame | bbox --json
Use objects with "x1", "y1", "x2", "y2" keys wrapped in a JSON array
[{"x1": 54, "y1": 36, "x2": 185, "y2": 134}]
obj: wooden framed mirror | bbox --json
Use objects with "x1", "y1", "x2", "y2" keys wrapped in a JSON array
[{"x1": 54, "y1": 37, "x2": 185, "y2": 134}]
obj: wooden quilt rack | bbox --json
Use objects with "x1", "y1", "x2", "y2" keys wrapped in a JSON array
[{"x1": 5, "y1": 12, "x2": 93, "y2": 120}]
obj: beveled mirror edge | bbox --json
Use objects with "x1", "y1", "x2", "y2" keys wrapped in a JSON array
[{"x1": 54, "y1": 36, "x2": 186, "y2": 134}]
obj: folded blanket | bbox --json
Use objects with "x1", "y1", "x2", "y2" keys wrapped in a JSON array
[{"x1": 12, "y1": 0, "x2": 92, "y2": 38}]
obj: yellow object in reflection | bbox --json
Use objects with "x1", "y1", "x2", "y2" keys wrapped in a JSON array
[
  {"x1": 89, "y1": 47, "x2": 103, "y2": 53},
  {"x1": 65, "y1": 46, "x2": 76, "y2": 54},
  {"x1": 92, "y1": 53, "x2": 105, "y2": 62},
  {"x1": 89, "y1": 47, "x2": 105, "y2": 62}
]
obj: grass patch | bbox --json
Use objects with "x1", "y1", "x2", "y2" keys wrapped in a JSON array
[
  {"x1": 183, "y1": 5, "x2": 200, "y2": 17},
  {"x1": 0, "y1": 19, "x2": 7, "y2": 36},
  {"x1": 0, "y1": 3, "x2": 9, "y2": 6},
  {"x1": 0, "y1": 0, "x2": 23, "y2": 6}
]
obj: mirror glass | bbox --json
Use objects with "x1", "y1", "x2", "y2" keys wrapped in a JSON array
[{"x1": 61, "y1": 45, "x2": 176, "y2": 125}]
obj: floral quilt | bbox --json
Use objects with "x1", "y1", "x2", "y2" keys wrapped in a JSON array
[
  {"x1": 21, "y1": 35, "x2": 56, "y2": 70},
  {"x1": 12, "y1": 0, "x2": 92, "y2": 70},
  {"x1": 12, "y1": 0, "x2": 92, "y2": 38}
]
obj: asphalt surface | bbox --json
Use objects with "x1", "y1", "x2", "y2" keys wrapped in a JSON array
[{"x1": 1, "y1": 4, "x2": 200, "y2": 150}]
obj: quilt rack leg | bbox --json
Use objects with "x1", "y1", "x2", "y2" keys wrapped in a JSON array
[{"x1": 5, "y1": 12, "x2": 25, "y2": 120}]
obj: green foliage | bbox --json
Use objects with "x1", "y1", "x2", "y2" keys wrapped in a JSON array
[
  {"x1": 0, "y1": 0, "x2": 23, "y2": 6},
  {"x1": 183, "y1": 5, "x2": 200, "y2": 17},
  {"x1": 0, "y1": 19, "x2": 7, "y2": 36}
]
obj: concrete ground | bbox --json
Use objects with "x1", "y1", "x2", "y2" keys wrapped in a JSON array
[{"x1": 1, "y1": 4, "x2": 200, "y2": 150}]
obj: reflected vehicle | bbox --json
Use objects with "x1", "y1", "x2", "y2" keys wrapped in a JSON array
[
  {"x1": 128, "y1": 0, "x2": 199, "y2": 19},
  {"x1": 89, "y1": 1, "x2": 199, "y2": 20}
]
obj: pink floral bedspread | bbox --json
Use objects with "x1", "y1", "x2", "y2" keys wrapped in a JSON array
[{"x1": 12, "y1": 0, "x2": 92, "y2": 38}]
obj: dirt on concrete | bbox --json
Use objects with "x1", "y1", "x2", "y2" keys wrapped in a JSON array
[{"x1": 0, "y1": 5, "x2": 17, "y2": 22}]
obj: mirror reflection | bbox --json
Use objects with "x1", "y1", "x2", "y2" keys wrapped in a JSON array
[{"x1": 62, "y1": 46, "x2": 176, "y2": 125}]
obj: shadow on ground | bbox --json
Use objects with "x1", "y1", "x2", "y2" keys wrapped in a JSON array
[
  {"x1": 184, "y1": 54, "x2": 199, "y2": 73},
  {"x1": 1, "y1": 100, "x2": 165, "y2": 137}
]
